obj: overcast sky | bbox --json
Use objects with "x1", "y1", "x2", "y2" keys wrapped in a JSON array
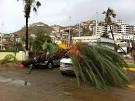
[{"x1": 0, "y1": 0, "x2": 135, "y2": 33}]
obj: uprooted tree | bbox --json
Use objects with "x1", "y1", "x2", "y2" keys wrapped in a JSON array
[{"x1": 22, "y1": 43, "x2": 129, "y2": 89}]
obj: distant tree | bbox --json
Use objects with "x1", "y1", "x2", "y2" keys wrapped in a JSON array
[
  {"x1": 103, "y1": 8, "x2": 116, "y2": 41},
  {"x1": 101, "y1": 32, "x2": 109, "y2": 38},
  {"x1": 71, "y1": 30, "x2": 78, "y2": 37},
  {"x1": 42, "y1": 41, "x2": 59, "y2": 54},
  {"x1": 17, "y1": 0, "x2": 41, "y2": 52},
  {"x1": 31, "y1": 35, "x2": 52, "y2": 54},
  {"x1": 82, "y1": 27, "x2": 93, "y2": 36}
]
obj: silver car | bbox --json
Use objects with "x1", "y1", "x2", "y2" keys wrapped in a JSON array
[{"x1": 60, "y1": 58, "x2": 74, "y2": 75}]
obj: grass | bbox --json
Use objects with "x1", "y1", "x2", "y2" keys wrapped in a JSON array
[
  {"x1": 124, "y1": 63, "x2": 135, "y2": 72},
  {"x1": 128, "y1": 63, "x2": 135, "y2": 68}
]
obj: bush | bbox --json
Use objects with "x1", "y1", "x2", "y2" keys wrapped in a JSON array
[
  {"x1": 0, "y1": 54, "x2": 18, "y2": 64},
  {"x1": 0, "y1": 50, "x2": 18, "y2": 52}
]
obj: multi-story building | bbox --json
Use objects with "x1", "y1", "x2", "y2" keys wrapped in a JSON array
[
  {"x1": 51, "y1": 19, "x2": 135, "y2": 44},
  {"x1": 128, "y1": 25, "x2": 135, "y2": 34},
  {"x1": 94, "y1": 19, "x2": 135, "y2": 37},
  {"x1": 93, "y1": 25, "x2": 105, "y2": 35},
  {"x1": 113, "y1": 20, "x2": 134, "y2": 35},
  {"x1": 92, "y1": 20, "x2": 106, "y2": 35},
  {"x1": 0, "y1": 33, "x2": 15, "y2": 50},
  {"x1": 112, "y1": 33, "x2": 134, "y2": 41}
]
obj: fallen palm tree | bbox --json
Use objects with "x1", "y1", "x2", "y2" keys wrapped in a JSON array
[
  {"x1": 22, "y1": 42, "x2": 129, "y2": 89},
  {"x1": 22, "y1": 48, "x2": 69, "y2": 66},
  {"x1": 69, "y1": 43, "x2": 129, "y2": 88}
]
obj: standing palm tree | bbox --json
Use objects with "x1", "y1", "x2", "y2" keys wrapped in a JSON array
[
  {"x1": 103, "y1": 8, "x2": 116, "y2": 42},
  {"x1": 17, "y1": 0, "x2": 41, "y2": 53}
]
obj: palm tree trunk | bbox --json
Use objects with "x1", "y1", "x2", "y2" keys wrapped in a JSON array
[
  {"x1": 25, "y1": 17, "x2": 29, "y2": 51},
  {"x1": 25, "y1": 17, "x2": 29, "y2": 59},
  {"x1": 109, "y1": 25, "x2": 117, "y2": 51},
  {"x1": 109, "y1": 25, "x2": 115, "y2": 41}
]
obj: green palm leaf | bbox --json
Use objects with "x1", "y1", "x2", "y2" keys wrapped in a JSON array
[{"x1": 69, "y1": 43, "x2": 129, "y2": 89}]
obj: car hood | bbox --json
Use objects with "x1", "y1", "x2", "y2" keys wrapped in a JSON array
[{"x1": 60, "y1": 58, "x2": 72, "y2": 64}]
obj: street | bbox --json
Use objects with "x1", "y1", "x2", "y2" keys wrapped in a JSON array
[{"x1": 0, "y1": 68, "x2": 135, "y2": 101}]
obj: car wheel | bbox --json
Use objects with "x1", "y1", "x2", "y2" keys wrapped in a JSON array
[
  {"x1": 61, "y1": 71, "x2": 66, "y2": 75},
  {"x1": 47, "y1": 63, "x2": 53, "y2": 69}
]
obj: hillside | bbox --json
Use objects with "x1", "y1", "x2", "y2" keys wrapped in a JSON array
[{"x1": 14, "y1": 22, "x2": 53, "y2": 37}]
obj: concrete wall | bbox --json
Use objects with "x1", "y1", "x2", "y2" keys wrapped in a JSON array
[{"x1": 0, "y1": 51, "x2": 26, "y2": 61}]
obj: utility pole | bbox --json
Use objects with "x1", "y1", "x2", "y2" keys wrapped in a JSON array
[
  {"x1": 78, "y1": 23, "x2": 81, "y2": 37},
  {"x1": 0, "y1": 23, "x2": 4, "y2": 50},
  {"x1": 96, "y1": 12, "x2": 99, "y2": 23},
  {"x1": 68, "y1": 16, "x2": 71, "y2": 46},
  {"x1": 95, "y1": 12, "x2": 99, "y2": 35},
  {"x1": 0, "y1": 34, "x2": 2, "y2": 50}
]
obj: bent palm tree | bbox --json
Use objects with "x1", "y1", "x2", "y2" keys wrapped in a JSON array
[
  {"x1": 103, "y1": 8, "x2": 116, "y2": 43},
  {"x1": 17, "y1": 0, "x2": 41, "y2": 51}
]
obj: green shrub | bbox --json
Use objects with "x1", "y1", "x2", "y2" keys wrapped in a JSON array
[
  {"x1": 0, "y1": 54, "x2": 18, "y2": 64},
  {"x1": 128, "y1": 64, "x2": 135, "y2": 68}
]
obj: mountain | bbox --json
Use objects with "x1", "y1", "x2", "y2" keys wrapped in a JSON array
[
  {"x1": 14, "y1": 20, "x2": 95, "y2": 38},
  {"x1": 14, "y1": 22, "x2": 53, "y2": 37}
]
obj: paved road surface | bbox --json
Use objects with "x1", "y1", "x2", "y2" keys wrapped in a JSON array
[{"x1": 0, "y1": 68, "x2": 135, "y2": 101}]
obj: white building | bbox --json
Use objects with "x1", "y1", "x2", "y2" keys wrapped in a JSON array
[
  {"x1": 72, "y1": 35, "x2": 114, "y2": 43},
  {"x1": 93, "y1": 20, "x2": 105, "y2": 35},
  {"x1": 93, "y1": 19, "x2": 135, "y2": 41},
  {"x1": 114, "y1": 20, "x2": 134, "y2": 35},
  {"x1": 111, "y1": 33, "x2": 134, "y2": 41}
]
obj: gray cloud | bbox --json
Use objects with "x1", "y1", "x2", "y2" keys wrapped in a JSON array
[{"x1": 0, "y1": 0, "x2": 135, "y2": 33}]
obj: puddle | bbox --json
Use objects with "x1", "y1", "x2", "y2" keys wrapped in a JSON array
[
  {"x1": 128, "y1": 84, "x2": 135, "y2": 89},
  {"x1": 0, "y1": 77, "x2": 12, "y2": 83},
  {"x1": 0, "y1": 76, "x2": 31, "y2": 86}
]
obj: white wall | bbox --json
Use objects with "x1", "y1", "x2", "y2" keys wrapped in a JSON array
[{"x1": 0, "y1": 51, "x2": 26, "y2": 61}]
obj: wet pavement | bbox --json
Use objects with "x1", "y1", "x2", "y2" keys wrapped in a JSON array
[
  {"x1": 0, "y1": 76, "x2": 31, "y2": 86},
  {"x1": 0, "y1": 68, "x2": 135, "y2": 101}
]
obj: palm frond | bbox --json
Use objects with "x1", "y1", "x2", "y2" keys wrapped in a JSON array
[
  {"x1": 36, "y1": 1, "x2": 41, "y2": 8},
  {"x1": 102, "y1": 11, "x2": 106, "y2": 14},
  {"x1": 112, "y1": 13, "x2": 116, "y2": 18},
  {"x1": 33, "y1": 7, "x2": 37, "y2": 12},
  {"x1": 69, "y1": 43, "x2": 129, "y2": 89}
]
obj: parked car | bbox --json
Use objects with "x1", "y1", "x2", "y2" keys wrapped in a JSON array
[
  {"x1": 60, "y1": 42, "x2": 115, "y2": 75},
  {"x1": 60, "y1": 57, "x2": 74, "y2": 75},
  {"x1": 30, "y1": 58, "x2": 60, "y2": 69}
]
